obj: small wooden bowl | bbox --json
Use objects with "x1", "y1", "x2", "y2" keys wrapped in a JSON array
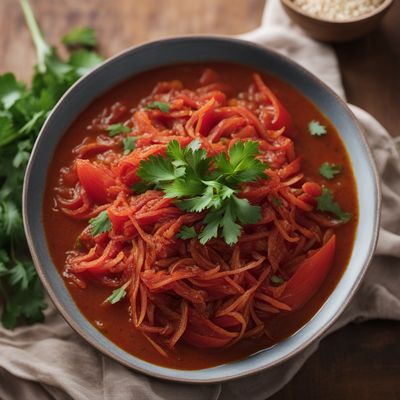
[{"x1": 280, "y1": 0, "x2": 394, "y2": 42}]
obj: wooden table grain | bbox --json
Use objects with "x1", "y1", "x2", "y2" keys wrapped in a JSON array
[{"x1": 1, "y1": 1, "x2": 399, "y2": 398}]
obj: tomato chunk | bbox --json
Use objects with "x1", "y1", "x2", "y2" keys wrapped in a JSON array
[
  {"x1": 279, "y1": 235, "x2": 336, "y2": 310},
  {"x1": 76, "y1": 159, "x2": 115, "y2": 204}
]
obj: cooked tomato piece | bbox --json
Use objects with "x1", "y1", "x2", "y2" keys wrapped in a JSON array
[
  {"x1": 76, "y1": 159, "x2": 115, "y2": 204},
  {"x1": 280, "y1": 235, "x2": 336, "y2": 310}
]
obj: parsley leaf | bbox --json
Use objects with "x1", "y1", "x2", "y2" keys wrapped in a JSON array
[
  {"x1": 62, "y1": 27, "x2": 97, "y2": 48},
  {"x1": 68, "y1": 50, "x2": 103, "y2": 77},
  {"x1": 176, "y1": 225, "x2": 197, "y2": 240},
  {"x1": 122, "y1": 136, "x2": 137, "y2": 155},
  {"x1": 308, "y1": 120, "x2": 327, "y2": 136},
  {"x1": 146, "y1": 101, "x2": 170, "y2": 113},
  {"x1": 137, "y1": 154, "x2": 185, "y2": 185},
  {"x1": 230, "y1": 195, "x2": 261, "y2": 224},
  {"x1": 0, "y1": 73, "x2": 26, "y2": 109},
  {"x1": 221, "y1": 200, "x2": 241, "y2": 245},
  {"x1": 317, "y1": 188, "x2": 351, "y2": 222},
  {"x1": 319, "y1": 162, "x2": 342, "y2": 180},
  {"x1": 214, "y1": 141, "x2": 268, "y2": 184},
  {"x1": 199, "y1": 209, "x2": 223, "y2": 245},
  {"x1": 107, "y1": 123, "x2": 130, "y2": 137},
  {"x1": 163, "y1": 178, "x2": 205, "y2": 198},
  {"x1": 89, "y1": 211, "x2": 112, "y2": 236}
]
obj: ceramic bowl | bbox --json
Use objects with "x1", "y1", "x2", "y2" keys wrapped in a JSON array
[
  {"x1": 281, "y1": 0, "x2": 394, "y2": 42},
  {"x1": 23, "y1": 36, "x2": 380, "y2": 383}
]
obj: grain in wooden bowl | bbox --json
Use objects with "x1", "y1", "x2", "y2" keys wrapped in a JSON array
[{"x1": 280, "y1": 0, "x2": 394, "y2": 42}]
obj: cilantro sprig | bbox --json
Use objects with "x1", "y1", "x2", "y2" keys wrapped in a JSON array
[
  {"x1": 107, "y1": 123, "x2": 130, "y2": 137},
  {"x1": 317, "y1": 188, "x2": 351, "y2": 222},
  {"x1": 146, "y1": 101, "x2": 170, "y2": 113},
  {"x1": 136, "y1": 140, "x2": 268, "y2": 245},
  {"x1": 176, "y1": 225, "x2": 197, "y2": 240},
  {"x1": 62, "y1": 27, "x2": 97, "y2": 48},
  {"x1": 0, "y1": 0, "x2": 103, "y2": 328},
  {"x1": 104, "y1": 280, "x2": 130, "y2": 305},
  {"x1": 319, "y1": 162, "x2": 342, "y2": 180},
  {"x1": 122, "y1": 137, "x2": 137, "y2": 155},
  {"x1": 308, "y1": 120, "x2": 327, "y2": 136},
  {"x1": 89, "y1": 211, "x2": 112, "y2": 236}
]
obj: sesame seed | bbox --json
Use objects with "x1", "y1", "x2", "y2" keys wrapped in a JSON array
[{"x1": 292, "y1": 0, "x2": 386, "y2": 21}]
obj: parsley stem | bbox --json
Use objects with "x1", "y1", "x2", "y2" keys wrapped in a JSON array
[{"x1": 20, "y1": 0, "x2": 51, "y2": 73}]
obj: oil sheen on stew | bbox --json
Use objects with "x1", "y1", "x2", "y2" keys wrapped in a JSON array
[{"x1": 43, "y1": 63, "x2": 358, "y2": 370}]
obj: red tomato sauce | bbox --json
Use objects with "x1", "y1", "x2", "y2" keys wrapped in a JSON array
[{"x1": 43, "y1": 63, "x2": 358, "y2": 370}]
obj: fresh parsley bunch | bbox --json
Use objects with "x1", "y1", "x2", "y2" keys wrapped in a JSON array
[
  {"x1": 0, "y1": 0, "x2": 103, "y2": 328},
  {"x1": 136, "y1": 139, "x2": 269, "y2": 245}
]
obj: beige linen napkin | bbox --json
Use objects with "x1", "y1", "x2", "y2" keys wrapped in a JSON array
[{"x1": 1, "y1": 1, "x2": 399, "y2": 399}]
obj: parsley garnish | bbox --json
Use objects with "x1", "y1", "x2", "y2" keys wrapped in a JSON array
[
  {"x1": 319, "y1": 162, "x2": 342, "y2": 180},
  {"x1": 107, "y1": 123, "x2": 130, "y2": 137},
  {"x1": 176, "y1": 225, "x2": 197, "y2": 240},
  {"x1": 146, "y1": 101, "x2": 170, "y2": 113},
  {"x1": 136, "y1": 140, "x2": 268, "y2": 245},
  {"x1": 122, "y1": 136, "x2": 137, "y2": 155},
  {"x1": 0, "y1": 0, "x2": 103, "y2": 329},
  {"x1": 62, "y1": 27, "x2": 97, "y2": 48},
  {"x1": 317, "y1": 188, "x2": 351, "y2": 222},
  {"x1": 308, "y1": 120, "x2": 327, "y2": 136},
  {"x1": 104, "y1": 281, "x2": 130, "y2": 305},
  {"x1": 89, "y1": 211, "x2": 112, "y2": 236}
]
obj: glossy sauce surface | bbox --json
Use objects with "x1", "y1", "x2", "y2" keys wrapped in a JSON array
[{"x1": 43, "y1": 63, "x2": 358, "y2": 369}]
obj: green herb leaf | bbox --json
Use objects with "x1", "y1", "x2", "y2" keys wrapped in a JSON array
[
  {"x1": 176, "y1": 225, "x2": 197, "y2": 240},
  {"x1": 62, "y1": 27, "x2": 97, "y2": 48},
  {"x1": 214, "y1": 141, "x2": 268, "y2": 184},
  {"x1": 199, "y1": 209, "x2": 223, "y2": 245},
  {"x1": 308, "y1": 120, "x2": 327, "y2": 136},
  {"x1": 231, "y1": 195, "x2": 261, "y2": 225},
  {"x1": 68, "y1": 49, "x2": 103, "y2": 76},
  {"x1": 0, "y1": 73, "x2": 26, "y2": 109},
  {"x1": 317, "y1": 188, "x2": 351, "y2": 222},
  {"x1": 319, "y1": 162, "x2": 342, "y2": 180},
  {"x1": 107, "y1": 123, "x2": 130, "y2": 137},
  {"x1": 146, "y1": 101, "x2": 170, "y2": 113},
  {"x1": 271, "y1": 275, "x2": 284, "y2": 285},
  {"x1": 137, "y1": 155, "x2": 185, "y2": 186},
  {"x1": 163, "y1": 178, "x2": 205, "y2": 198},
  {"x1": 131, "y1": 182, "x2": 154, "y2": 194},
  {"x1": 8, "y1": 261, "x2": 35, "y2": 290},
  {"x1": 221, "y1": 201, "x2": 242, "y2": 245},
  {"x1": 89, "y1": 210, "x2": 112, "y2": 236},
  {"x1": 122, "y1": 136, "x2": 137, "y2": 155},
  {"x1": 105, "y1": 288, "x2": 126, "y2": 304},
  {"x1": 104, "y1": 281, "x2": 130, "y2": 304}
]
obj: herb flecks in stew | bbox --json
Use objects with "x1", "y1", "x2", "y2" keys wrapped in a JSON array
[{"x1": 44, "y1": 64, "x2": 357, "y2": 370}]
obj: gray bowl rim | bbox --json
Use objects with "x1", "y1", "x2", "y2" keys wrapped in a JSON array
[{"x1": 23, "y1": 35, "x2": 381, "y2": 383}]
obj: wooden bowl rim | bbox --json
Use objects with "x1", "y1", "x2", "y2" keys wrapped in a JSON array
[{"x1": 281, "y1": 0, "x2": 394, "y2": 24}]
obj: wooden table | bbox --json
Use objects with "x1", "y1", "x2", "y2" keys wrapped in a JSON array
[{"x1": 1, "y1": 1, "x2": 399, "y2": 398}]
